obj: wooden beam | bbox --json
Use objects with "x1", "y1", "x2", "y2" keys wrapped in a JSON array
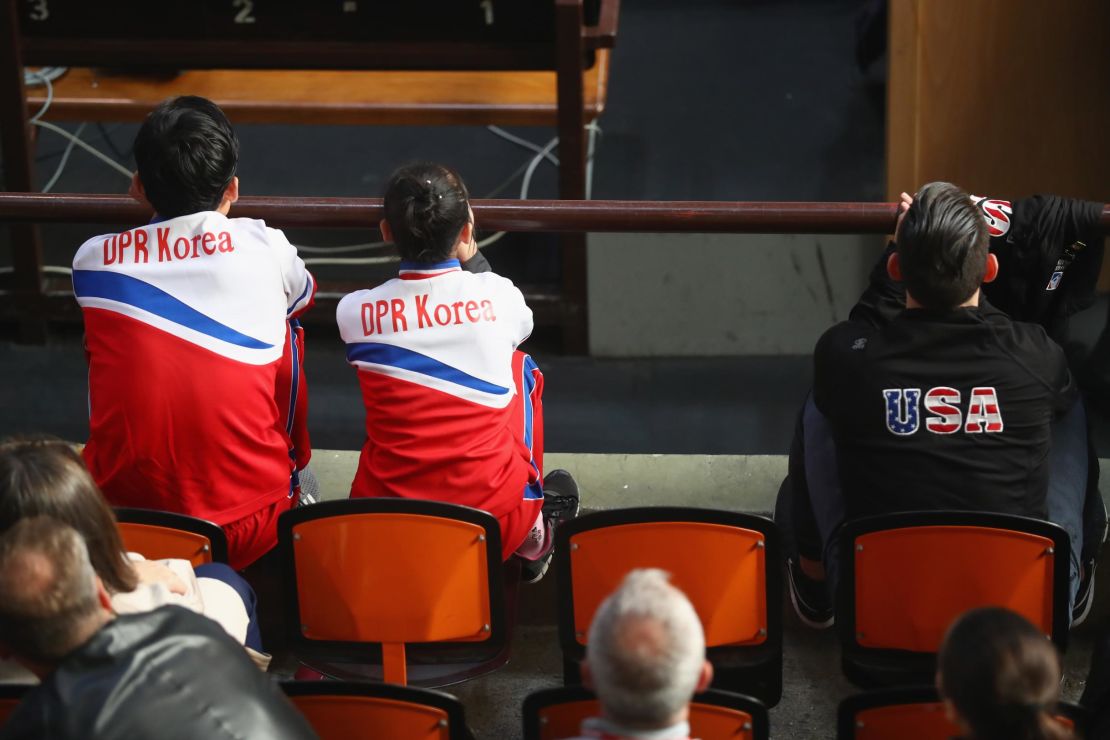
[
  {"x1": 0, "y1": 0, "x2": 45, "y2": 342},
  {"x1": 22, "y1": 58, "x2": 610, "y2": 127}
]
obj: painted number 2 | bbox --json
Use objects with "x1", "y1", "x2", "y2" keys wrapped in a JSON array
[
  {"x1": 233, "y1": 0, "x2": 256, "y2": 24},
  {"x1": 480, "y1": 0, "x2": 493, "y2": 26},
  {"x1": 28, "y1": 0, "x2": 50, "y2": 21}
]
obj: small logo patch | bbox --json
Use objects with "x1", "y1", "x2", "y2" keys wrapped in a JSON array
[
  {"x1": 851, "y1": 338, "x2": 867, "y2": 350},
  {"x1": 1046, "y1": 271, "x2": 1064, "y2": 291},
  {"x1": 970, "y1": 196, "x2": 1013, "y2": 238}
]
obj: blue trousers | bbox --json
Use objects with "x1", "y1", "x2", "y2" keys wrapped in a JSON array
[{"x1": 194, "y1": 562, "x2": 264, "y2": 651}]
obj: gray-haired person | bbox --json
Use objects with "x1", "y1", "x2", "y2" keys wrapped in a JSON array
[
  {"x1": 0, "y1": 517, "x2": 317, "y2": 740},
  {"x1": 569, "y1": 568, "x2": 713, "y2": 740}
]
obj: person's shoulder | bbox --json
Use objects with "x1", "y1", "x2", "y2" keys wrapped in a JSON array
[
  {"x1": 218, "y1": 215, "x2": 282, "y2": 241},
  {"x1": 73, "y1": 229, "x2": 122, "y2": 261},
  {"x1": 337, "y1": 282, "x2": 399, "y2": 308},
  {"x1": 817, "y1": 319, "x2": 877, "y2": 357},
  {"x1": 982, "y1": 311, "x2": 1069, "y2": 375},
  {"x1": 984, "y1": 309, "x2": 1057, "y2": 348},
  {"x1": 465, "y1": 270, "x2": 525, "y2": 299}
]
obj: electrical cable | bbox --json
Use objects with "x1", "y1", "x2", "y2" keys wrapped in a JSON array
[
  {"x1": 41, "y1": 122, "x2": 87, "y2": 193},
  {"x1": 301, "y1": 255, "x2": 398, "y2": 267},
  {"x1": 475, "y1": 136, "x2": 558, "y2": 248},
  {"x1": 95, "y1": 122, "x2": 132, "y2": 162},
  {"x1": 19, "y1": 89, "x2": 598, "y2": 270},
  {"x1": 294, "y1": 241, "x2": 389, "y2": 254},
  {"x1": 487, "y1": 125, "x2": 560, "y2": 168},
  {"x1": 29, "y1": 119, "x2": 133, "y2": 180},
  {"x1": 22, "y1": 67, "x2": 132, "y2": 189},
  {"x1": 27, "y1": 70, "x2": 54, "y2": 123}
]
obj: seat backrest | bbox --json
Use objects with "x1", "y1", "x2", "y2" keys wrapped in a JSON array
[
  {"x1": 840, "y1": 512, "x2": 1070, "y2": 654},
  {"x1": 838, "y1": 687, "x2": 1084, "y2": 740},
  {"x1": 555, "y1": 508, "x2": 781, "y2": 659},
  {"x1": 279, "y1": 499, "x2": 505, "y2": 684},
  {"x1": 114, "y1": 507, "x2": 228, "y2": 566},
  {"x1": 0, "y1": 685, "x2": 30, "y2": 728},
  {"x1": 282, "y1": 681, "x2": 467, "y2": 740},
  {"x1": 524, "y1": 687, "x2": 768, "y2": 740}
]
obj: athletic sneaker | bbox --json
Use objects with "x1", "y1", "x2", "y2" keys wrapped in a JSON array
[
  {"x1": 1072, "y1": 559, "x2": 1097, "y2": 627},
  {"x1": 787, "y1": 558, "x2": 835, "y2": 629},
  {"x1": 521, "y1": 469, "x2": 581, "y2": 584},
  {"x1": 296, "y1": 466, "x2": 320, "y2": 507},
  {"x1": 539, "y1": 469, "x2": 581, "y2": 529}
]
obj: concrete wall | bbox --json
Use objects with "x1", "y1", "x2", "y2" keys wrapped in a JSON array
[
  {"x1": 311, "y1": 450, "x2": 1110, "y2": 516},
  {"x1": 586, "y1": 232, "x2": 886, "y2": 356}
]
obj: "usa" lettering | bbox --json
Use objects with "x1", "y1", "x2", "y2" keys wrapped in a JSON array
[{"x1": 883, "y1": 386, "x2": 1003, "y2": 435}]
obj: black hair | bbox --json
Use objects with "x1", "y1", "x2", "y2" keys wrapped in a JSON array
[
  {"x1": 896, "y1": 181, "x2": 990, "y2": 309},
  {"x1": 383, "y1": 162, "x2": 471, "y2": 264},
  {"x1": 938, "y1": 608, "x2": 1072, "y2": 740},
  {"x1": 133, "y1": 96, "x2": 239, "y2": 218}
]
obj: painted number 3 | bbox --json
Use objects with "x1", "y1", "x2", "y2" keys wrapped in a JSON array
[
  {"x1": 28, "y1": 0, "x2": 49, "y2": 21},
  {"x1": 233, "y1": 0, "x2": 256, "y2": 24}
]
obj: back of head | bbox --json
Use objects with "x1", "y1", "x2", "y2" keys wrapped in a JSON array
[
  {"x1": 383, "y1": 162, "x2": 471, "y2": 263},
  {"x1": 0, "y1": 435, "x2": 136, "y2": 593},
  {"x1": 938, "y1": 607, "x2": 1071, "y2": 740},
  {"x1": 587, "y1": 568, "x2": 706, "y2": 729},
  {"x1": 134, "y1": 96, "x2": 239, "y2": 218},
  {"x1": 0, "y1": 516, "x2": 102, "y2": 663},
  {"x1": 896, "y1": 181, "x2": 990, "y2": 309}
]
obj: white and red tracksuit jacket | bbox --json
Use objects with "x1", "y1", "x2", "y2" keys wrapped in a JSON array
[
  {"x1": 73, "y1": 211, "x2": 315, "y2": 528},
  {"x1": 336, "y1": 257, "x2": 543, "y2": 557}
]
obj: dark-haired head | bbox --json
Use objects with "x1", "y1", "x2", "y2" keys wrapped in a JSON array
[
  {"x1": 891, "y1": 181, "x2": 994, "y2": 309},
  {"x1": 382, "y1": 163, "x2": 472, "y2": 264},
  {"x1": 0, "y1": 435, "x2": 137, "y2": 595},
  {"x1": 132, "y1": 96, "x2": 240, "y2": 219},
  {"x1": 938, "y1": 607, "x2": 1071, "y2": 740}
]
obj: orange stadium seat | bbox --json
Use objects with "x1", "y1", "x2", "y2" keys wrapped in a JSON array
[
  {"x1": 837, "y1": 686, "x2": 1086, "y2": 740},
  {"x1": 837, "y1": 511, "x2": 1071, "y2": 687},
  {"x1": 0, "y1": 685, "x2": 30, "y2": 728},
  {"x1": 282, "y1": 681, "x2": 473, "y2": 740},
  {"x1": 114, "y1": 507, "x2": 229, "y2": 566},
  {"x1": 522, "y1": 686, "x2": 769, "y2": 740},
  {"x1": 554, "y1": 507, "x2": 783, "y2": 705},
  {"x1": 277, "y1": 498, "x2": 514, "y2": 687}
]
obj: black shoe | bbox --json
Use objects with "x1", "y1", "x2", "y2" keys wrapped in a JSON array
[
  {"x1": 540, "y1": 469, "x2": 581, "y2": 528},
  {"x1": 520, "y1": 470, "x2": 581, "y2": 584},
  {"x1": 1073, "y1": 559, "x2": 1097, "y2": 627},
  {"x1": 787, "y1": 558, "x2": 834, "y2": 629}
]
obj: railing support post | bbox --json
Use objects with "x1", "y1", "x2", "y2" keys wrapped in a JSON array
[
  {"x1": 0, "y1": 0, "x2": 46, "y2": 343},
  {"x1": 555, "y1": 0, "x2": 589, "y2": 354}
]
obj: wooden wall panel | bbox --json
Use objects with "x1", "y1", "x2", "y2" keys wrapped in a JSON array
[{"x1": 887, "y1": 0, "x2": 1110, "y2": 202}]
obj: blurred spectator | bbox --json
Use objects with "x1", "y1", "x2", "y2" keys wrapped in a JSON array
[
  {"x1": 938, "y1": 607, "x2": 1073, "y2": 740},
  {"x1": 566, "y1": 569, "x2": 712, "y2": 739},
  {"x1": 1081, "y1": 621, "x2": 1110, "y2": 739},
  {"x1": 0, "y1": 516, "x2": 316, "y2": 740},
  {"x1": 0, "y1": 435, "x2": 263, "y2": 683}
]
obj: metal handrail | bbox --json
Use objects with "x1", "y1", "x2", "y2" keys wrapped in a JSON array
[
  {"x1": 4, "y1": 193, "x2": 1107, "y2": 234},
  {"x1": 0, "y1": 193, "x2": 898, "y2": 234}
]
